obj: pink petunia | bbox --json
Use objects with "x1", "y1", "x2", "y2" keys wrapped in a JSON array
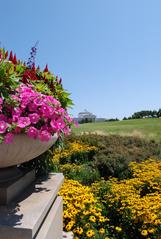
[
  {"x1": 28, "y1": 103, "x2": 38, "y2": 112},
  {"x1": 0, "y1": 114, "x2": 7, "y2": 122},
  {"x1": 0, "y1": 97, "x2": 3, "y2": 105},
  {"x1": 29, "y1": 113, "x2": 40, "y2": 124},
  {"x1": 46, "y1": 96, "x2": 60, "y2": 106},
  {"x1": 0, "y1": 121, "x2": 8, "y2": 134},
  {"x1": 4, "y1": 133, "x2": 14, "y2": 144},
  {"x1": 34, "y1": 97, "x2": 44, "y2": 106},
  {"x1": 17, "y1": 117, "x2": 31, "y2": 128},
  {"x1": 38, "y1": 130, "x2": 51, "y2": 142},
  {"x1": 27, "y1": 127, "x2": 38, "y2": 139}
]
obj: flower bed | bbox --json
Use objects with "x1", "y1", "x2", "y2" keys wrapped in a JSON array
[
  {"x1": 55, "y1": 134, "x2": 161, "y2": 238},
  {"x1": 59, "y1": 179, "x2": 111, "y2": 239}
]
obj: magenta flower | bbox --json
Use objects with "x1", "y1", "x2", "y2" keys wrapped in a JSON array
[
  {"x1": 0, "y1": 97, "x2": 3, "y2": 105},
  {"x1": 46, "y1": 96, "x2": 60, "y2": 106},
  {"x1": 0, "y1": 121, "x2": 8, "y2": 134},
  {"x1": 27, "y1": 127, "x2": 38, "y2": 139},
  {"x1": 34, "y1": 97, "x2": 44, "y2": 106},
  {"x1": 4, "y1": 133, "x2": 14, "y2": 144},
  {"x1": 50, "y1": 119, "x2": 58, "y2": 132},
  {"x1": 38, "y1": 130, "x2": 51, "y2": 142},
  {"x1": 28, "y1": 103, "x2": 38, "y2": 112},
  {"x1": 0, "y1": 114, "x2": 7, "y2": 121},
  {"x1": 17, "y1": 117, "x2": 31, "y2": 128},
  {"x1": 29, "y1": 113, "x2": 40, "y2": 124}
]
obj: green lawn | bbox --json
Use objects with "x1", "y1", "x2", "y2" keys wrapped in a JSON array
[{"x1": 73, "y1": 118, "x2": 161, "y2": 141}]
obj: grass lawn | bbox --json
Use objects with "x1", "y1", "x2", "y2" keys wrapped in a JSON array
[{"x1": 73, "y1": 118, "x2": 161, "y2": 141}]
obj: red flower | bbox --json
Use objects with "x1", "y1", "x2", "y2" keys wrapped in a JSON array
[
  {"x1": 44, "y1": 64, "x2": 49, "y2": 72},
  {"x1": 9, "y1": 51, "x2": 13, "y2": 61},
  {"x1": 13, "y1": 54, "x2": 17, "y2": 64},
  {"x1": 22, "y1": 69, "x2": 38, "y2": 83},
  {"x1": 5, "y1": 51, "x2": 8, "y2": 59}
]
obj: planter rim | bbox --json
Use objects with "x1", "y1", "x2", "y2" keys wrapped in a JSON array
[{"x1": 0, "y1": 134, "x2": 58, "y2": 168}]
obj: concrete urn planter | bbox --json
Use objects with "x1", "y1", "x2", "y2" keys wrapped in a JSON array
[
  {"x1": 0, "y1": 134, "x2": 58, "y2": 183},
  {"x1": 0, "y1": 134, "x2": 58, "y2": 168}
]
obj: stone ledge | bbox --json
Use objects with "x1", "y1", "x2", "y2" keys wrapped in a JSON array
[
  {"x1": 35, "y1": 196, "x2": 63, "y2": 239},
  {"x1": 0, "y1": 173, "x2": 64, "y2": 239}
]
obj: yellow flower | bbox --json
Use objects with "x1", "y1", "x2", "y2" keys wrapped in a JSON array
[
  {"x1": 89, "y1": 215, "x2": 96, "y2": 223},
  {"x1": 86, "y1": 229, "x2": 95, "y2": 237},
  {"x1": 99, "y1": 228, "x2": 105, "y2": 234},
  {"x1": 115, "y1": 226, "x2": 122, "y2": 232},
  {"x1": 76, "y1": 227, "x2": 83, "y2": 235},
  {"x1": 141, "y1": 230, "x2": 148, "y2": 236},
  {"x1": 148, "y1": 228, "x2": 155, "y2": 234}
]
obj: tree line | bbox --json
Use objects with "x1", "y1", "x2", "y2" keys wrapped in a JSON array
[{"x1": 123, "y1": 109, "x2": 161, "y2": 120}]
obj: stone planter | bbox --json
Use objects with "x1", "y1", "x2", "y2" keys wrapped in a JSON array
[
  {"x1": 0, "y1": 134, "x2": 58, "y2": 168},
  {"x1": 0, "y1": 134, "x2": 58, "y2": 184}
]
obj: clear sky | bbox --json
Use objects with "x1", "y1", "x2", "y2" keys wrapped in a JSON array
[{"x1": 0, "y1": 0, "x2": 161, "y2": 119}]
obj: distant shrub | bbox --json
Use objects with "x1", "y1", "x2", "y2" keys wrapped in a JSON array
[{"x1": 64, "y1": 134, "x2": 161, "y2": 180}]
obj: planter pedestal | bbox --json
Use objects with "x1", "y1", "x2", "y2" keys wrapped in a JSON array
[
  {"x1": 0, "y1": 169, "x2": 35, "y2": 205},
  {"x1": 0, "y1": 173, "x2": 64, "y2": 239}
]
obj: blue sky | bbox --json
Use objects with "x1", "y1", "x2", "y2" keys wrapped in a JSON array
[{"x1": 0, "y1": 0, "x2": 161, "y2": 119}]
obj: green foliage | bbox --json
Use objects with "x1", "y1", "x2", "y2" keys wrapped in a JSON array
[
  {"x1": 64, "y1": 134, "x2": 161, "y2": 180},
  {"x1": 63, "y1": 164, "x2": 101, "y2": 185}
]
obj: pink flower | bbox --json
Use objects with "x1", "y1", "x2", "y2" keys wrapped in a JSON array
[
  {"x1": 0, "y1": 114, "x2": 7, "y2": 121},
  {"x1": 74, "y1": 120, "x2": 79, "y2": 127},
  {"x1": 11, "y1": 95, "x2": 19, "y2": 102},
  {"x1": 29, "y1": 113, "x2": 40, "y2": 124},
  {"x1": 65, "y1": 114, "x2": 73, "y2": 123},
  {"x1": 46, "y1": 96, "x2": 60, "y2": 106},
  {"x1": 4, "y1": 133, "x2": 14, "y2": 144},
  {"x1": 17, "y1": 117, "x2": 31, "y2": 128},
  {"x1": 0, "y1": 97, "x2": 3, "y2": 105},
  {"x1": 50, "y1": 119, "x2": 58, "y2": 132},
  {"x1": 28, "y1": 103, "x2": 38, "y2": 112},
  {"x1": 12, "y1": 108, "x2": 22, "y2": 122},
  {"x1": 63, "y1": 126, "x2": 71, "y2": 135},
  {"x1": 27, "y1": 127, "x2": 38, "y2": 139},
  {"x1": 34, "y1": 97, "x2": 43, "y2": 106},
  {"x1": 38, "y1": 130, "x2": 51, "y2": 142},
  {"x1": 0, "y1": 121, "x2": 8, "y2": 134}
]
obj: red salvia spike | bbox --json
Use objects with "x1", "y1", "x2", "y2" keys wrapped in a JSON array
[
  {"x1": 9, "y1": 51, "x2": 13, "y2": 61},
  {"x1": 13, "y1": 54, "x2": 17, "y2": 64},
  {"x1": 44, "y1": 64, "x2": 48, "y2": 72},
  {"x1": 32, "y1": 63, "x2": 36, "y2": 71},
  {"x1": 59, "y1": 78, "x2": 62, "y2": 84},
  {"x1": 5, "y1": 51, "x2": 8, "y2": 59}
]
